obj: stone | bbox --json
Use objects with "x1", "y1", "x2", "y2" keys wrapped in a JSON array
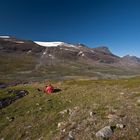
[
  {"x1": 36, "y1": 103, "x2": 40, "y2": 106},
  {"x1": 73, "y1": 106, "x2": 80, "y2": 111},
  {"x1": 135, "y1": 128, "x2": 139, "y2": 132},
  {"x1": 59, "y1": 109, "x2": 69, "y2": 115},
  {"x1": 120, "y1": 92, "x2": 125, "y2": 95},
  {"x1": 57, "y1": 122, "x2": 67, "y2": 129},
  {"x1": 39, "y1": 107, "x2": 42, "y2": 111},
  {"x1": 89, "y1": 111, "x2": 96, "y2": 117},
  {"x1": 95, "y1": 126, "x2": 116, "y2": 140},
  {"x1": 9, "y1": 117, "x2": 15, "y2": 122},
  {"x1": 6, "y1": 116, "x2": 10, "y2": 120},
  {"x1": 6, "y1": 116, "x2": 15, "y2": 122},
  {"x1": 62, "y1": 129, "x2": 66, "y2": 132},
  {"x1": 26, "y1": 125, "x2": 32, "y2": 129},
  {"x1": 116, "y1": 123, "x2": 125, "y2": 129},
  {"x1": 67, "y1": 131, "x2": 75, "y2": 140},
  {"x1": 27, "y1": 111, "x2": 30, "y2": 114}
]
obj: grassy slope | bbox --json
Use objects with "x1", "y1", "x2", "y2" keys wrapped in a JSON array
[
  {"x1": 0, "y1": 52, "x2": 45, "y2": 81},
  {"x1": 1, "y1": 52, "x2": 140, "y2": 82},
  {"x1": 0, "y1": 77, "x2": 140, "y2": 140},
  {"x1": 0, "y1": 53, "x2": 37, "y2": 73}
]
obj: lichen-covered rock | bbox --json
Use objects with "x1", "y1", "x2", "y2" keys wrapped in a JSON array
[
  {"x1": 95, "y1": 126, "x2": 116, "y2": 140},
  {"x1": 116, "y1": 123, "x2": 125, "y2": 129},
  {"x1": 67, "y1": 131, "x2": 75, "y2": 140}
]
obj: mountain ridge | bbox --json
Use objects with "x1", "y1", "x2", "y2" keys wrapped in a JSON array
[{"x1": 0, "y1": 36, "x2": 140, "y2": 81}]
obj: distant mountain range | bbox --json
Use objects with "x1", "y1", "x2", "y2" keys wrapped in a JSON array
[{"x1": 0, "y1": 36, "x2": 140, "y2": 80}]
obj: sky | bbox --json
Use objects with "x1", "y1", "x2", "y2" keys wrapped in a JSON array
[{"x1": 0, "y1": 0, "x2": 140, "y2": 57}]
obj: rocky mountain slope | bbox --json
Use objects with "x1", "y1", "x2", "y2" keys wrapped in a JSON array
[
  {"x1": 120, "y1": 55, "x2": 140, "y2": 67},
  {"x1": 0, "y1": 36, "x2": 44, "y2": 53},
  {"x1": 0, "y1": 36, "x2": 140, "y2": 80},
  {"x1": 1, "y1": 36, "x2": 139, "y2": 66},
  {"x1": 35, "y1": 41, "x2": 120, "y2": 66},
  {"x1": 0, "y1": 36, "x2": 119, "y2": 64}
]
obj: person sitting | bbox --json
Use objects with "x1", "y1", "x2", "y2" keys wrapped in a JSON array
[{"x1": 44, "y1": 84, "x2": 54, "y2": 94}]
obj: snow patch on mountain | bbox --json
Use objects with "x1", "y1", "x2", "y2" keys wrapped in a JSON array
[
  {"x1": 43, "y1": 51, "x2": 47, "y2": 55},
  {"x1": 61, "y1": 43, "x2": 78, "y2": 48},
  {"x1": 34, "y1": 41, "x2": 63, "y2": 47},
  {"x1": 34, "y1": 41, "x2": 79, "y2": 49},
  {"x1": 14, "y1": 41, "x2": 25, "y2": 44},
  {"x1": 81, "y1": 53, "x2": 85, "y2": 57},
  {"x1": 0, "y1": 36, "x2": 10, "y2": 38},
  {"x1": 78, "y1": 51, "x2": 85, "y2": 57},
  {"x1": 91, "y1": 50, "x2": 95, "y2": 53},
  {"x1": 60, "y1": 48, "x2": 77, "y2": 52},
  {"x1": 78, "y1": 51, "x2": 83, "y2": 55}
]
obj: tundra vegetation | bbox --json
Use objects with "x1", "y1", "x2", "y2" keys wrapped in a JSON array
[{"x1": 0, "y1": 77, "x2": 140, "y2": 140}]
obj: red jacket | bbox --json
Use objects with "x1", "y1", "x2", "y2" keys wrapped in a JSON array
[{"x1": 44, "y1": 86, "x2": 54, "y2": 94}]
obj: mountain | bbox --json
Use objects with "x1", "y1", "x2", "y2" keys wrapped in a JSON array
[
  {"x1": 0, "y1": 36, "x2": 119, "y2": 65},
  {"x1": 0, "y1": 36, "x2": 140, "y2": 81},
  {"x1": 121, "y1": 55, "x2": 140, "y2": 65},
  {"x1": 0, "y1": 36, "x2": 44, "y2": 53},
  {"x1": 111, "y1": 55, "x2": 140, "y2": 71},
  {"x1": 34, "y1": 41, "x2": 120, "y2": 66}
]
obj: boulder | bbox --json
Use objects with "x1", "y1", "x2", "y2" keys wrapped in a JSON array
[{"x1": 95, "y1": 126, "x2": 116, "y2": 140}]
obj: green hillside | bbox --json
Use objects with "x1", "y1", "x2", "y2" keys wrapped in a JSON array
[{"x1": 0, "y1": 77, "x2": 140, "y2": 140}]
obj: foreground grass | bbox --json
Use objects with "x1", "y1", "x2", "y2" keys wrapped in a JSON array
[{"x1": 0, "y1": 77, "x2": 140, "y2": 139}]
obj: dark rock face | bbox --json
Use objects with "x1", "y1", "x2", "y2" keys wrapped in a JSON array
[
  {"x1": 122, "y1": 55, "x2": 140, "y2": 63},
  {"x1": 118, "y1": 55, "x2": 140, "y2": 67},
  {"x1": 0, "y1": 90, "x2": 29, "y2": 109},
  {"x1": 90, "y1": 46, "x2": 119, "y2": 63},
  {"x1": 0, "y1": 37, "x2": 45, "y2": 53},
  {"x1": 38, "y1": 44, "x2": 120, "y2": 67},
  {"x1": 93, "y1": 46, "x2": 111, "y2": 54}
]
